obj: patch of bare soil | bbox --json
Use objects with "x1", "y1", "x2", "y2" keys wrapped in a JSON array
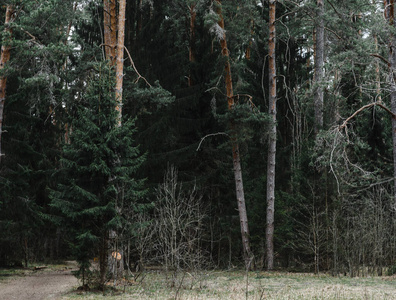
[{"x1": 0, "y1": 262, "x2": 79, "y2": 300}]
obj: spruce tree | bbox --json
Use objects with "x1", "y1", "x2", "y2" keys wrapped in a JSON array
[{"x1": 50, "y1": 63, "x2": 145, "y2": 287}]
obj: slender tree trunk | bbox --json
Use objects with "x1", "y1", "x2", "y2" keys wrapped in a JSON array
[
  {"x1": 314, "y1": 0, "x2": 324, "y2": 134},
  {"x1": 216, "y1": 0, "x2": 252, "y2": 268},
  {"x1": 115, "y1": 0, "x2": 126, "y2": 126},
  {"x1": 0, "y1": 5, "x2": 14, "y2": 163},
  {"x1": 387, "y1": 0, "x2": 396, "y2": 207},
  {"x1": 188, "y1": 3, "x2": 196, "y2": 87},
  {"x1": 374, "y1": 34, "x2": 382, "y2": 102},
  {"x1": 266, "y1": 0, "x2": 277, "y2": 271}
]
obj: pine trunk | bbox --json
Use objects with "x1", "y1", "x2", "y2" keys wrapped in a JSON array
[
  {"x1": 216, "y1": 0, "x2": 252, "y2": 268},
  {"x1": 314, "y1": 0, "x2": 324, "y2": 133},
  {"x1": 115, "y1": 0, "x2": 126, "y2": 126},
  {"x1": 103, "y1": 0, "x2": 117, "y2": 65},
  {"x1": 266, "y1": 0, "x2": 277, "y2": 271},
  {"x1": 0, "y1": 5, "x2": 14, "y2": 163}
]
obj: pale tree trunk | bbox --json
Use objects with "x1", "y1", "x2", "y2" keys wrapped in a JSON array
[
  {"x1": 374, "y1": 34, "x2": 382, "y2": 102},
  {"x1": 314, "y1": 0, "x2": 324, "y2": 134},
  {"x1": 216, "y1": 0, "x2": 252, "y2": 268},
  {"x1": 115, "y1": 0, "x2": 126, "y2": 126},
  {"x1": 0, "y1": 5, "x2": 14, "y2": 163},
  {"x1": 266, "y1": 0, "x2": 276, "y2": 271}
]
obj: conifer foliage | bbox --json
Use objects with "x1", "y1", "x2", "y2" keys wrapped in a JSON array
[{"x1": 50, "y1": 64, "x2": 145, "y2": 287}]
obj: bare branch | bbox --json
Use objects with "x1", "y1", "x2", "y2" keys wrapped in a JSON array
[
  {"x1": 339, "y1": 102, "x2": 396, "y2": 130},
  {"x1": 123, "y1": 46, "x2": 152, "y2": 87},
  {"x1": 196, "y1": 132, "x2": 229, "y2": 151}
]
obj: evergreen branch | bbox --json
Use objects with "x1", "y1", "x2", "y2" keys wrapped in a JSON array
[
  {"x1": 370, "y1": 53, "x2": 390, "y2": 66},
  {"x1": 325, "y1": 27, "x2": 342, "y2": 40},
  {"x1": 20, "y1": 28, "x2": 40, "y2": 43},
  {"x1": 196, "y1": 132, "x2": 229, "y2": 151},
  {"x1": 326, "y1": 0, "x2": 343, "y2": 19}
]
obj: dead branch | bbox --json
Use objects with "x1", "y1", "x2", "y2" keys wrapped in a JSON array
[
  {"x1": 99, "y1": 44, "x2": 152, "y2": 87},
  {"x1": 339, "y1": 101, "x2": 396, "y2": 130},
  {"x1": 123, "y1": 46, "x2": 152, "y2": 87},
  {"x1": 196, "y1": 132, "x2": 229, "y2": 151}
]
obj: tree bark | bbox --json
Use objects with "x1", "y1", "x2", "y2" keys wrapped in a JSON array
[
  {"x1": 103, "y1": 0, "x2": 117, "y2": 65},
  {"x1": 314, "y1": 0, "x2": 325, "y2": 134},
  {"x1": 266, "y1": 0, "x2": 277, "y2": 271},
  {"x1": 0, "y1": 5, "x2": 14, "y2": 163},
  {"x1": 115, "y1": 0, "x2": 126, "y2": 126},
  {"x1": 216, "y1": 0, "x2": 252, "y2": 268}
]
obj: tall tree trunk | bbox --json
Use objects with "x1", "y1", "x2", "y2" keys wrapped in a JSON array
[
  {"x1": 103, "y1": 0, "x2": 117, "y2": 65},
  {"x1": 115, "y1": 0, "x2": 126, "y2": 126},
  {"x1": 188, "y1": 3, "x2": 196, "y2": 87},
  {"x1": 266, "y1": 0, "x2": 277, "y2": 271},
  {"x1": 386, "y1": 0, "x2": 396, "y2": 207},
  {"x1": 374, "y1": 34, "x2": 382, "y2": 102},
  {"x1": 216, "y1": 0, "x2": 252, "y2": 268},
  {"x1": 0, "y1": 5, "x2": 14, "y2": 163},
  {"x1": 314, "y1": 0, "x2": 325, "y2": 134}
]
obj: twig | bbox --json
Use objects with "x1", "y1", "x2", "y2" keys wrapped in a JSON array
[
  {"x1": 196, "y1": 132, "x2": 229, "y2": 151},
  {"x1": 123, "y1": 46, "x2": 152, "y2": 87}
]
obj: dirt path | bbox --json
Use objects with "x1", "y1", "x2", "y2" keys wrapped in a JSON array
[{"x1": 0, "y1": 264, "x2": 79, "y2": 300}]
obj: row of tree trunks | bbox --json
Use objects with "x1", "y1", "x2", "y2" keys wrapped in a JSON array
[
  {"x1": 215, "y1": 0, "x2": 252, "y2": 269},
  {"x1": 266, "y1": 0, "x2": 277, "y2": 271},
  {"x1": 0, "y1": 5, "x2": 15, "y2": 163}
]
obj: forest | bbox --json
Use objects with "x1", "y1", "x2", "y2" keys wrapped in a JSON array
[{"x1": 1, "y1": 0, "x2": 396, "y2": 289}]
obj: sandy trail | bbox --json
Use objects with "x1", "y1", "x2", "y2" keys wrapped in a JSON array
[{"x1": 0, "y1": 265, "x2": 79, "y2": 300}]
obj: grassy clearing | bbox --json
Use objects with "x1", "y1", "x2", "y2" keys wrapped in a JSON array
[{"x1": 66, "y1": 270, "x2": 396, "y2": 300}]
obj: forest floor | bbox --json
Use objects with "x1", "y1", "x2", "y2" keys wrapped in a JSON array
[{"x1": 1, "y1": 264, "x2": 396, "y2": 299}]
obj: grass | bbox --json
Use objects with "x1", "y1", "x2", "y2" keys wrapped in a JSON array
[
  {"x1": 65, "y1": 270, "x2": 396, "y2": 300},
  {"x1": 0, "y1": 260, "x2": 77, "y2": 282},
  {"x1": 0, "y1": 267, "x2": 28, "y2": 281}
]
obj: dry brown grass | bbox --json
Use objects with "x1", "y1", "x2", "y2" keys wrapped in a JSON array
[{"x1": 64, "y1": 270, "x2": 396, "y2": 299}]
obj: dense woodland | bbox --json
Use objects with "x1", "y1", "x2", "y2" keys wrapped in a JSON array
[{"x1": 1, "y1": 0, "x2": 396, "y2": 286}]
